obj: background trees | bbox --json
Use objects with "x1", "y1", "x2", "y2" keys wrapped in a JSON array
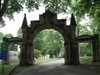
[
  {"x1": 34, "y1": 29, "x2": 64, "y2": 58},
  {"x1": 0, "y1": 32, "x2": 18, "y2": 51}
]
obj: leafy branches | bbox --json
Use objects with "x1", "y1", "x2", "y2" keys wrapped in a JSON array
[{"x1": 34, "y1": 29, "x2": 64, "y2": 58}]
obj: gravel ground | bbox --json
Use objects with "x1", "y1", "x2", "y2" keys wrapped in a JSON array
[{"x1": 11, "y1": 59, "x2": 100, "y2": 75}]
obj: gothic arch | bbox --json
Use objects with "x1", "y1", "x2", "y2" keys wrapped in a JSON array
[{"x1": 20, "y1": 10, "x2": 79, "y2": 66}]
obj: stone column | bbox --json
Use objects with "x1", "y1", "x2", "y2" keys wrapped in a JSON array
[
  {"x1": 64, "y1": 42, "x2": 71, "y2": 65},
  {"x1": 92, "y1": 34, "x2": 100, "y2": 62},
  {"x1": 64, "y1": 41, "x2": 79, "y2": 65},
  {"x1": 3, "y1": 37, "x2": 9, "y2": 64},
  {"x1": 27, "y1": 43, "x2": 33, "y2": 65},
  {"x1": 70, "y1": 41, "x2": 79, "y2": 65},
  {"x1": 20, "y1": 43, "x2": 27, "y2": 66}
]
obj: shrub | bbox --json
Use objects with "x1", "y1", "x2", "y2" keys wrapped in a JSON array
[{"x1": 34, "y1": 49, "x2": 42, "y2": 59}]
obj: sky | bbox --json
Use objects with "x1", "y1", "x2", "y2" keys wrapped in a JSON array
[
  {"x1": 0, "y1": 6, "x2": 45, "y2": 36},
  {"x1": 0, "y1": 6, "x2": 69, "y2": 37}
]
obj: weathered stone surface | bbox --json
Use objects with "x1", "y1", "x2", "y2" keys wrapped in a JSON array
[{"x1": 20, "y1": 10, "x2": 99, "y2": 66}]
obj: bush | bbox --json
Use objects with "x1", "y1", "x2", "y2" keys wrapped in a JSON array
[
  {"x1": 86, "y1": 50, "x2": 92, "y2": 56},
  {"x1": 34, "y1": 49, "x2": 42, "y2": 59}
]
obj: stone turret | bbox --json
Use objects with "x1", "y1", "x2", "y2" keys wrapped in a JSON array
[
  {"x1": 70, "y1": 13, "x2": 77, "y2": 26},
  {"x1": 20, "y1": 14, "x2": 29, "y2": 66},
  {"x1": 21, "y1": 14, "x2": 28, "y2": 29},
  {"x1": 69, "y1": 13, "x2": 79, "y2": 65}
]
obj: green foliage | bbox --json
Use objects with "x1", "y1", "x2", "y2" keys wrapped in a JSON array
[
  {"x1": 17, "y1": 28, "x2": 22, "y2": 38},
  {"x1": 34, "y1": 49, "x2": 42, "y2": 58},
  {"x1": 43, "y1": 0, "x2": 70, "y2": 13},
  {"x1": 80, "y1": 56, "x2": 92, "y2": 64},
  {"x1": 4, "y1": 33, "x2": 13, "y2": 38},
  {"x1": 79, "y1": 43, "x2": 92, "y2": 56},
  {"x1": 0, "y1": 32, "x2": 4, "y2": 43},
  {"x1": 34, "y1": 29, "x2": 64, "y2": 58},
  {"x1": 70, "y1": 0, "x2": 100, "y2": 41}
]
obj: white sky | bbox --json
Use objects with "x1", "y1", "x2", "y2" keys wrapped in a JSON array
[
  {"x1": 0, "y1": 6, "x2": 45, "y2": 36},
  {"x1": 0, "y1": 6, "x2": 69, "y2": 37}
]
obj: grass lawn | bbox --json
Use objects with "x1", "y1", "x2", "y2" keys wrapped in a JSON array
[
  {"x1": 35, "y1": 58, "x2": 57, "y2": 64},
  {"x1": 80, "y1": 56, "x2": 92, "y2": 64},
  {"x1": 0, "y1": 62, "x2": 18, "y2": 75}
]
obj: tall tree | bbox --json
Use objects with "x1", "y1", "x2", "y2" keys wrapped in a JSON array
[{"x1": 0, "y1": 0, "x2": 9, "y2": 26}]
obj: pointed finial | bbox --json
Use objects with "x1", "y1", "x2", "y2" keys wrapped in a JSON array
[
  {"x1": 24, "y1": 13, "x2": 26, "y2": 16},
  {"x1": 21, "y1": 13, "x2": 28, "y2": 28},
  {"x1": 70, "y1": 13, "x2": 77, "y2": 26}
]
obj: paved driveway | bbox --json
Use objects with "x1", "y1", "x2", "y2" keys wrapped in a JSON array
[{"x1": 11, "y1": 59, "x2": 100, "y2": 75}]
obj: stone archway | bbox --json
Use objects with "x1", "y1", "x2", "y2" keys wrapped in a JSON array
[
  {"x1": 2, "y1": 37, "x2": 22, "y2": 64},
  {"x1": 77, "y1": 34, "x2": 100, "y2": 62},
  {"x1": 20, "y1": 10, "x2": 79, "y2": 66}
]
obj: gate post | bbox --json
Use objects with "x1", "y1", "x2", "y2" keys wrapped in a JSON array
[
  {"x1": 64, "y1": 41, "x2": 71, "y2": 65},
  {"x1": 27, "y1": 43, "x2": 34, "y2": 65},
  {"x1": 20, "y1": 14, "x2": 33, "y2": 66},
  {"x1": 70, "y1": 41, "x2": 79, "y2": 65},
  {"x1": 69, "y1": 13, "x2": 79, "y2": 65},
  {"x1": 92, "y1": 34, "x2": 100, "y2": 62}
]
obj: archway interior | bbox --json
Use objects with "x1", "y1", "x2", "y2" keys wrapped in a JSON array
[
  {"x1": 33, "y1": 29, "x2": 64, "y2": 64},
  {"x1": 79, "y1": 43, "x2": 92, "y2": 64}
]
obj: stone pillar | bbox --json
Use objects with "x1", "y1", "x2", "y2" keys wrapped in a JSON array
[
  {"x1": 92, "y1": 34, "x2": 100, "y2": 62},
  {"x1": 70, "y1": 41, "x2": 79, "y2": 65},
  {"x1": 20, "y1": 43, "x2": 33, "y2": 66},
  {"x1": 64, "y1": 42, "x2": 71, "y2": 65},
  {"x1": 6, "y1": 44, "x2": 9, "y2": 64},
  {"x1": 27, "y1": 43, "x2": 33, "y2": 65},
  {"x1": 3, "y1": 37, "x2": 9, "y2": 64},
  {"x1": 20, "y1": 28, "x2": 33, "y2": 66},
  {"x1": 64, "y1": 41, "x2": 79, "y2": 65},
  {"x1": 20, "y1": 44, "x2": 27, "y2": 66}
]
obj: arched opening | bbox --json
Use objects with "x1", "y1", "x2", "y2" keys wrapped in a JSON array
[
  {"x1": 79, "y1": 43, "x2": 92, "y2": 64},
  {"x1": 77, "y1": 34, "x2": 100, "y2": 64},
  {"x1": 33, "y1": 29, "x2": 64, "y2": 64},
  {"x1": 20, "y1": 10, "x2": 80, "y2": 66}
]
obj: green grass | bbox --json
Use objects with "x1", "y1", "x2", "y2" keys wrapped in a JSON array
[
  {"x1": 80, "y1": 56, "x2": 93, "y2": 64},
  {"x1": 0, "y1": 63, "x2": 17, "y2": 75},
  {"x1": 35, "y1": 58, "x2": 57, "y2": 64}
]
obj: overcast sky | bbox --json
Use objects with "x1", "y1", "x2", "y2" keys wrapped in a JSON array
[{"x1": 0, "y1": 6, "x2": 45, "y2": 36}]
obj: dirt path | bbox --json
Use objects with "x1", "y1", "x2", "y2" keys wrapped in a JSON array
[{"x1": 11, "y1": 59, "x2": 100, "y2": 75}]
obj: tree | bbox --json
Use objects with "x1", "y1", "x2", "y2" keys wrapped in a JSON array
[
  {"x1": 0, "y1": 0, "x2": 71, "y2": 27},
  {"x1": 0, "y1": 32, "x2": 4, "y2": 43},
  {"x1": 79, "y1": 43, "x2": 92, "y2": 56},
  {"x1": 34, "y1": 29, "x2": 64, "y2": 58},
  {"x1": 4, "y1": 33, "x2": 18, "y2": 51},
  {"x1": 34, "y1": 49, "x2": 42, "y2": 59},
  {"x1": 69, "y1": 0, "x2": 100, "y2": 48},
  {"x1": 0, "y1": 0, "x2": 99, "y2": 26},
  {"x1": 17, "y1": 28, "x2": 22, "y2": 38},
  {"x1": 0, "y1": 0, "x2": 9, "y2": 26},
  {"x1": 5, "y1": 33, "x2": 13, "y2": 38}
]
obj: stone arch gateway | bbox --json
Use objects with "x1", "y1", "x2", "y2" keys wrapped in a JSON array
[{"x1": 20, "y1": 10, "x2": 99, "y2": 66}]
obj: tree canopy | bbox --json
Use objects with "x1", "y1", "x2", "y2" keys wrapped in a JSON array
[{"x1": 0, "y1": 0, "x2": 99, "y2": 27}]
